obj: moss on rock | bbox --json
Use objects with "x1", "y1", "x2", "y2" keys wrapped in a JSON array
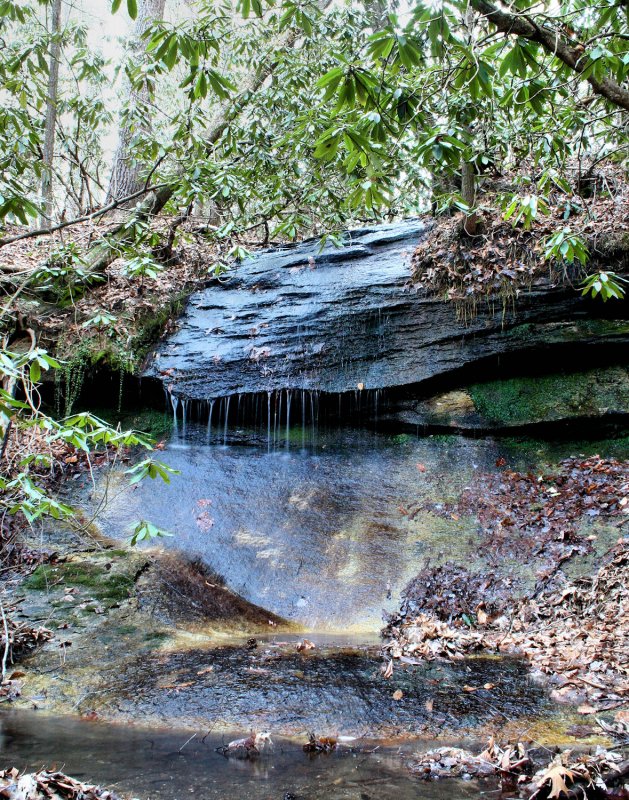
[{"x1": 469, "y1": 366, "x2": 629, "y2": 426}]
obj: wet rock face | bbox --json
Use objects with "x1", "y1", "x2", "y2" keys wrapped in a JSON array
[{"x1": 146, "y1": 219, "x2": 629, "y2": 404}]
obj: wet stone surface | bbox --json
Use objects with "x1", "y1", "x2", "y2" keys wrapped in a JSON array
[
  {"x1": 146, "y1": 219, "x2": 629, "y2": 404},
  {"x1": 102, "y1": 637, "x2": 549, "y2": 737}
]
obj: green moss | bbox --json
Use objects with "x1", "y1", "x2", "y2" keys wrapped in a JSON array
[
  {"x1": 23, "y1": 565, "x2": 59, "y2": 591},
  {"x1": 501, "y1": 434, "x2": 629, "y2": 463},
  {"x1": 23, "y1": 561, "x2": 134, "y2": 602},
  {"x1": 509, "y1": 320, "x2": 629, "y2": 344},
  {"x1": 469, "y1": 367, "x2": 629, "y2": 426},
  {"x1": 144, "y1": 630, "x2": 168, "y2": 641},
  {"x1": 131, "y1": 295, "x2": 186, "y2": 363}
]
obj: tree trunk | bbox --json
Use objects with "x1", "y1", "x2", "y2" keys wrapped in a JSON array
[
  {"x1": 461, "y1": 5, "x2": 477, "y2": 236},
  {"x1": 470, "y1": 0, "x2": 629, "y2": 112},
  {"x1": 40, "y1": 0, "x2": 62, "y2": 227},
  {"x1": 461, "y1": 160, "x2": 477, "y2": 235},
  {"x1": 106, "y1": 0, "x2": 167, "y2": 205}
]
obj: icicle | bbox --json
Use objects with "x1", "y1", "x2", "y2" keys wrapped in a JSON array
[
  {"x1": 301, "y1": 389, "x2": 306, "y2": 449},
  {"x1": 286, "y1": 389, "x2": 292, "y2": 451}
]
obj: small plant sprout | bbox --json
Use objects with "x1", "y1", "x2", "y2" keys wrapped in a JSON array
[
  {"x1": 227, "y1": 244, "x2": 252, "y2": 263},
  {"x1": 543, "y1": 227, "x2": 588, "y2": 267},
  {"x1": 128, "y1": 520, "x2": 173, "y2": 547},
  {"x1": 581, "y1": 271, "x2": 628, "y2": 302},
  {"x1": 81, "y1": 311, "x2": 117, "y2": 330},
  {"x1": 125, "y1": 457, "x2": 180, "y2": 484},
  {"x1": 122, "y1": 253, "x2": 164, "y2": 282},
  {"x1": 503, "y1": 194, "x2": 549, "y2": 230}
]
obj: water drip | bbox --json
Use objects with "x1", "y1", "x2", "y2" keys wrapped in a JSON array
[
  {"x1": 223, "y1": 396, "x2": 231, "y2": 445},
  {"x1": 286, "y1": 389, "x2": 292, "y2": 451},
  {"x1": 277, "y1": 391, "x2": 283, "y2": 448},
  {"x1": 267, "y1": 391, "x2": 272, "y2": 452},
  {"x1": 207, "y1": 399, "x2": 215, "y2": 444},
  {"x1": 273, "y1": 391, "x2": 278, "y2": 449},
  {"x1": 181, "y1": 398, "x2": 188, "y2": 441},
  {"x1": 170, "y1": 393, "x2": 179, "y2": 439}
]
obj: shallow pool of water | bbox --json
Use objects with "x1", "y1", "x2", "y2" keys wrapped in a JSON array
[{"x1": 0, "y1": 711, "x2": 494, "y2": 799}]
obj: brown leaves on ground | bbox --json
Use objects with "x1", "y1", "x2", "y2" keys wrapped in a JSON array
[
  {"x1": 408, "y1": 738, "x2": 629, "y2": 800},
  {"x1": 217, "y1": 731, "x2": 272, "y2": 758},
  {"x1": 383, "y1": 456, "x2": 629, "y2": 705},
  {"x1": 411, "y1": 164, "x2": 629, "y2": 312},
  {"x1": 413, "y1": 455, "x2": 629, "y2": 569},
  {"x1": 2, "y1": 214, "x2": 235, "y2": 368},
  {"x1": 532, "y1": 761, "x2": 576, "y2": 799},
  {"x1": 503, "y1": 541, "x2": 629, "y2": 704},
  {"x1": 384, "y1": 541, "x2": 628, "y2": 705},
  {"x1": 0, "y1": 602, "x2": 52, "y2": 675},
  {"x1": 0, "y1": 767, "x2": 128, "y2": 800},
  {"x1": 303, "y1": 733, "x2": 337, "y2": 753}
]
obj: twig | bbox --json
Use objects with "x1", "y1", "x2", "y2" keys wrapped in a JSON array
[
  {"x1": 0, "y1": 601, "x2": 10, "y2": 682},
  {"x1": 179, "y1": 733, "x2": 197, "y2": 752}
]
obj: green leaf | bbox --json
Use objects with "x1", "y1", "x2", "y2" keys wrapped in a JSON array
[
  {"x1": 127, "y1": 0, "x2": 137, "y2": 19},
  {"x1": 29, "y1": 360, "x2": 41, "y2": 383}
]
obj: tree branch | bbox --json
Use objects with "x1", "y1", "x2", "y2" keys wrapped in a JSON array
[
  {"x1": 0, "y1": 185, "x2": 167, "y2": 248},
  {"x1": 470, "y1": 0, "x2": 629, "y2": 112}
]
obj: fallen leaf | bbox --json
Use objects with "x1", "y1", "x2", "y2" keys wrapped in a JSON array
[
  {"x1": 538, "y1": 763, "x2": 575, "y2": 799},
  {"x1": 392, "y1": 689, "x2": 404, "y2": 700}
]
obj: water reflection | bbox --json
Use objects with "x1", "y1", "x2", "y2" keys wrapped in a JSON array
[{"x1": 0, "y1": 711, "x2": 493, "y2": 799}]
